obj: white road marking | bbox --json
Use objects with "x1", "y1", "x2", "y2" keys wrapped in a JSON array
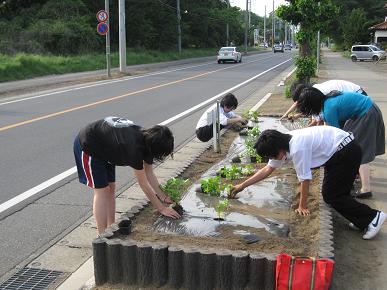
[{"x1": 0, "y1": 57, "x2": 292, "y2": 215}]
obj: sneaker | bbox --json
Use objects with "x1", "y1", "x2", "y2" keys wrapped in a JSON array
[
  {"x1": 348, "y1": 222, "x2": 360, "y2": 231},
  {"x1": 352, "y1": 191, "x2": 372, "y2": 199},
  {"x1": 363, "y1": 211, "x2": 386, "y2": 240}
]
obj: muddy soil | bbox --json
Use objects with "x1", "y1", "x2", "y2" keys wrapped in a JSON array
[{"x1": 125, "y1": 126, "x2": 321, "y2": 257}]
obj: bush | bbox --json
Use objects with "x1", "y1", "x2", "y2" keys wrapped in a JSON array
[{"x1": 295, "y1": 56, "x2": 316, "y2": 84}]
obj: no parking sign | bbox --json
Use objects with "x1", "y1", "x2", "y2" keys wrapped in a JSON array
[{"x1": 97, "y1": 22, "x2": 109, "y2": 36}]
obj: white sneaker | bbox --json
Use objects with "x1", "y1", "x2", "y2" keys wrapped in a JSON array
[{"x1": 363, "y1": 211, "x2": 386, "y2": 240}]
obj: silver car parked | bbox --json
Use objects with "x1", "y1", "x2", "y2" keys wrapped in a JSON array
[
  {"x1": 351, "y1": 44, "x2": 386, "y2": 62},
  {"x1": 217, "y1": 47, "x2": 242, "y2": 63}
]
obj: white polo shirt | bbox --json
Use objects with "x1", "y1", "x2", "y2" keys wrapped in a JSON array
[
  {"x1": 313, "y1": 80, "x2": 361, "y2": 95},
  {"x1": 196, "y1": 104, "x2": 236, "y2": 129},
  {"x1": 268, "y1": 126, "x2": 352, "y2": 181}
]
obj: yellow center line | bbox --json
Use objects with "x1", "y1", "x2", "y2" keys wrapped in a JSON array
[{"x1": 0, "y1": 69, "x2": 218, "y2": 132}]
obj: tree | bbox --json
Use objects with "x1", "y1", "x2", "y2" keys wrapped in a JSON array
[
  {"x1": 277, "y1": 0, "x2": 338, "y2": 82},
  {"x1": 342, "y1": 8, "x2": 368, "y2": 49}
]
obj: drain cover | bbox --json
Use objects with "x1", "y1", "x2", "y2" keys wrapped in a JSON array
[{"x1": 0, "y1": 267, "x2": 65, "y2": 290}]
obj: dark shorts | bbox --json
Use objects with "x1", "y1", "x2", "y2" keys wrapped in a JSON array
[
  {"x1": 196, "y1": 124, "x2": 225, "y2": 142},
  {"x1": 73, "y1": 136, "x2": 115, "y2": 189}
]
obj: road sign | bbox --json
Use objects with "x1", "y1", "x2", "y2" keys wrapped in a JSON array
[
  {"x1": 97, "y1": 22, "x2": 109, "y2": 36},
  {"x1": 96, "y1": 10, "x2": 109, "y2": 22}
]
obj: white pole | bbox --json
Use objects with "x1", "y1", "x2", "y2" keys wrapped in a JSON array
[
  {"x1": 105, "y1": 0, "x2": 111, "y2": 77},
  {"x1": 119, "y1": 0, "x2": 126, "y2": 73},
  {"x1": 316, "y1": 2, "x2": 321, "y2": 74},
  {"x1": 264, "y1": 5, "x2": 266, "y2": 45}
]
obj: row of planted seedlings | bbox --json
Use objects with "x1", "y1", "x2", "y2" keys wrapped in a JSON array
[{"x1": 93, "y1": 112, "x2": 300, "y2": 290}]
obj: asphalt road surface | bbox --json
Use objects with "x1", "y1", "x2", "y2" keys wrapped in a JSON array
[{"x1": 0, "y1": 51, "x2": 294, "y2": 279}]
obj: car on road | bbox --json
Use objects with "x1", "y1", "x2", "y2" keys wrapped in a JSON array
[
  {"x1": 284, "y1": 44, "x2": 291, "y2": 51},
  {"x1": 351, "y1": 44, "x2": 386, "y2": 62},
  {"x1": 273, "y1": 43, "x2": 284, "y2": 53},
  {"x1": 217, "y1": 47, "x2": 242, "y2": 63}
]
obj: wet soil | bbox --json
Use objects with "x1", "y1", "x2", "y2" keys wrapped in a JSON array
[{"x1": 125, "y1": 127, "x2": 321, "y2": 257}]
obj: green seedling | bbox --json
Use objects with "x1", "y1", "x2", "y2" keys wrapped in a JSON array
[
  {"x1": 242, "y1": 110, "x2": 260, "y2": 122},
  {"x1": 160, "y1": 178, "x2": 189, "y2": 203},
  {"x1": 215, "y1": 199, "x2": 230, "y2": 220},
  {"x1": 219, "y1": 165, "x2": 242, "y2": 180},
  {"x1": 241, "y1": 164, "x2": 255, "y2": 175},
  {"x1": 200, "y1": 176, "x2": 226, "y2": 197},
  {"x1": 240, "y1": 145, "x2": 262, "y2": 163},
  {"x1": 224, "y1": 184, "x2": 235, "y2": 198},
  {"x1": 247, "y1": 126, "x2": 260, "y2": 138}
]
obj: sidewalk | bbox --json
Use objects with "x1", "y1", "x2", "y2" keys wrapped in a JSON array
[{"x1": 318, "y1": 49, "x2": 387, "y2": 290}]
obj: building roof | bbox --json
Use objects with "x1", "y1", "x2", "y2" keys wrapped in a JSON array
[{"x1": 370, "y1": 21, "x2": 387, "y2": 31}]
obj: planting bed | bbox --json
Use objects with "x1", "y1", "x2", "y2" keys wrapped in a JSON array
[{"x1": 93, "y1": 114, "x2": 333, "y2": 290}]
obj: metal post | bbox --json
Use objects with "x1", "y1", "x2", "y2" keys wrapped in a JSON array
[
  {"x1": 263, "y1": 5, "x2": 266, "y2": 45},
  {"x1": 244, "y1": 0, "x2": 248, "y2": 53},
  {"x1": 119, "y1": 0, "x2": 126, "y2": 73},
  {"x1": 212, "y1": 109, "x2": 218, "y2": 153},
  {"x1": 226, "y1": 1, "x2": 230, "y2": 46},
  {"x1": 226, "y1": 23, "x2": 229, "y2": 46},
  {"x1": 212, "y1": 101, "x2": 221, "y2": 153},
  {"x1": 177, "y1": 0, "x2": 182, "y2": 53},
  {"x1": 272, "y1": 0, "x2": 275, "y2": 51},
  {"x1": 316, "y1": 2, "x2": 321, "y2": 74},
  {"x1": 105, "y1": 0, "x2": 111, "y2": 77}
]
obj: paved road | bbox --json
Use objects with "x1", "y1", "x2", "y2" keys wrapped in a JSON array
[{"x1": 0, "y1": 51, "x2": 294, "y2": 280}]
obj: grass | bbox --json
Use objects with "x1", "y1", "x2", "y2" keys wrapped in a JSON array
[{"x1": 0, "y1": 48, "x2": 223, "y2": 82}]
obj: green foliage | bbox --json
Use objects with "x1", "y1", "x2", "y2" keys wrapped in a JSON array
[
  {"x1": 342, "y1": 8, "x2": 368, "y2": 50},
  {"x1": 243, "y1": 110, "x2": 260, "y2": 122},
  {"x1": 160, "y1": 178, "x2": 189, "y2": 203},
  {"x1": 215, "y1": 199, "x2": 230, "y2": 219},
  {"x1": 219, "y1": 165, "x2": 242, "y2": 180},
  {"x1": 285, "y1": 85, "x2": 291, "y2": 98},
  {"x1": 247, "y1": 126, "x2": 260, "y2": 138},
  {"x1": 328, "y1": 0, "x2": 386, "y2": 48},
  {"x1": 241, "y1": 164, "x2": 255, "y2": 175},
  {"x1": 200, "y1": 176, "x2": 226, "y2": 197},
  {"x1": 240, "y1": 145, "x2": 262, "y2": 162},
  {"x1": 294, "y1": 56, "x2": 316, "y2": 83},
  {"x1": 0, "y1": 48, "x2": 216, "y2": 82}
]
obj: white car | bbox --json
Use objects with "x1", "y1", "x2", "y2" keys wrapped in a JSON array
[
  {"x1": 351, "y1": 44, "x2": 386, "y2": 62},
  {"x1": 217, "y1": 47, "x2": 242, "y2": 63}
]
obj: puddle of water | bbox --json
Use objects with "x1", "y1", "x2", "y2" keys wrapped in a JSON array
[{"x1": 153, "y1": 117, "x2": 295, "y2": 239}]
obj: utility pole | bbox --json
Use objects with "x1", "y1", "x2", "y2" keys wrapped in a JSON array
[
  {"x1": 263, "y1": 5, "x2": 266, "y2": 45},
  {"x1": 244, "y1": 0, "x2": 248, "y2": 53},
  {"x1": 248, "y1": 0, "x2": 251, "y2": 46},
  {"x1": 272, "y1": 0, "x2": 275, "y2": 50},
  {"x1": 226, "y1": 1, "x2": 230, "y2": 46},
  {"x1": 105, "y1": 0, "x2": 111, "y2": 77},
  {"x1": 177, "y1": 0, "x2": 182, "y2": 53},
  {"x1": 316, "y1": 2, "x2": 321, "y2": 73},
  {"x1": 118, "y1": 0, "x2": 126, "y2": 73},
  {"x1": 284, "y1": 22, "x2": 287, "y2": 44}
]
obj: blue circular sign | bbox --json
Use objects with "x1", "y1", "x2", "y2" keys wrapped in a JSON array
[{"x1": 97, "y1": 22, "x2": 109, "y2": 36}]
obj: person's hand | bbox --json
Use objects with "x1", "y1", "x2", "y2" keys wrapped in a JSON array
[
  {"x1": 229, "y1": 184, "x2": 244, "y2": 198},
  {"x1": 160, "y1": 207, "x2": 181, "y2": 219},
  {"x1": 295, "y1": 206, "x2": 310, "y2": 216},
  {"x1": 157, "y1": 193, "x2": 173, "y2": 204},
  {"x1": 279, "y1": 114, "x2": 287, "y2": 121},
  {"x1": 240, "y1": 117, "x2": 248, "y2": 125}
]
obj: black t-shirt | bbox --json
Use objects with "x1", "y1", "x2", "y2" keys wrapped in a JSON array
[{"x1": 78, "y1": 117, "x2": 153, "y2": 169}]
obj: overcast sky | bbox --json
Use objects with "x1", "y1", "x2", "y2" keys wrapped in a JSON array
[{"x1": 230, "y1": 0, "x2": 287, "y2": 17}]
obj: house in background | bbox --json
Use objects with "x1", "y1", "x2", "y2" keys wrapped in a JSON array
[{"x1": 369, "y1": 4, "x2": 387, "y2": 45}]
